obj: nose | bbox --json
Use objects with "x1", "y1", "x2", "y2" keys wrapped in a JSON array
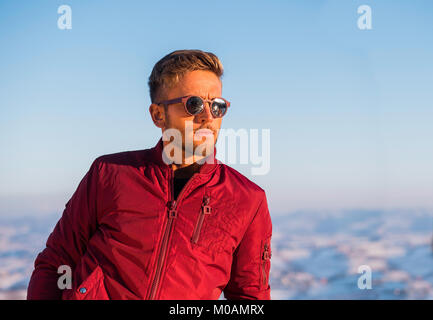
[{"x1": 195, "y1": 101, "x2": 214, "y2": 124}]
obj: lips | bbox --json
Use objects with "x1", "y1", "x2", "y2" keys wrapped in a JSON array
[{"x1": 194, "y1": 129, "x2": 214, "y2": 136}]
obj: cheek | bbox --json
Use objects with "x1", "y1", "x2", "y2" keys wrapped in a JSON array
[
  {"x1": 167, "y1": 113, "x2": 196, "y2": 135},
  {"x1": 166, "y1": 108, "x2": 184, "y2": 127},
  {"x1": 182, "y1": 116, "x2": 196, "y2": 132},
  {"x1": 214, "y1": 118, "x2": 223, "y2": 130}
]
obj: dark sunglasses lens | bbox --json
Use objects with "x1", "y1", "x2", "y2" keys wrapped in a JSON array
[
  {"x1": 211, "y1": 98, "x2": 227, "y2": 117},
  {"x1": 186, "y1": 96, "x2": 204, "y2": 115}
]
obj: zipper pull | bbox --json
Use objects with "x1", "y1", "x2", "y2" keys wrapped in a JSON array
[
  {"x1": 202, "y1": 196, "x2": 211, "y2": 215},
  {"x1": 191, "y1": 196, "x2": 211, "y2": 244},
  {"x1": 167, "y1": 200, "x2": 177, "y2": 219},
  {"x1": 262, "y1": 243, "x2": 271, "y2": 260}
]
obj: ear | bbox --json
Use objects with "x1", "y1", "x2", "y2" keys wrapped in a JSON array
[{"x1": 149, "y1": 103, "x2": 166, "y2": 129}]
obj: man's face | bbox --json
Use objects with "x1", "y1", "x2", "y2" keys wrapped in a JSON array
[{"x1": 150, "y1": 70, "x2": 223, "y2": 155}]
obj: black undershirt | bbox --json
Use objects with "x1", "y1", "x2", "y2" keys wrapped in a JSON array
[
  {"x1": 172, "y1": 162, "x2": 201, "y2": 200},
  {"x1": 173, "y1": 177, "x2": 190, "y2": 200}
]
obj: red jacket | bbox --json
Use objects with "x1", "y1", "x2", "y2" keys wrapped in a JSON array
[{"x1": 27, "y1": 138, "x2": 272, "y2": 300}]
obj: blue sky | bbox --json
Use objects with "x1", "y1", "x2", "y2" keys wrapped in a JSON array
[{"x1": 1, "y1": 0, "x2": 432, "y2": 217}]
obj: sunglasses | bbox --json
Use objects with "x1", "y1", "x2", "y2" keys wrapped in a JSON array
[{"x1": 156, "y1": 95, "x2": 230, "y2": 118}]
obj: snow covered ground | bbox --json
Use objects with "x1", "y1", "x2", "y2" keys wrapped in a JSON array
[
  {"x1": 0, "y1": 214, "x2": 58, "y2": 300},
  {"x1": 1, "y1": 209, "x2": 433, "y2": 300},
  {"x1": 269, "y1": 209, "x2": 433, "y2": 299}
]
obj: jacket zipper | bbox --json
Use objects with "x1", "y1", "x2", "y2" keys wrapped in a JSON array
[
  {"x1": 147, "y1": 170, "x2": 198, "y2": 300},
  {"x1": 191, "y1": 195, "x2": 211, "y2": 244},
  {"x1": 261, "y1": 243, "x2": 271, "y2": 286}
]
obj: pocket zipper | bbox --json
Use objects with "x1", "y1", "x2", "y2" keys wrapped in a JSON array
[
  {"x1": 261, "y1": 242, "x2": 271, "y2": 286},
  {"x1": 191, "y1": 196, "x2": 211, "y2": 244}
]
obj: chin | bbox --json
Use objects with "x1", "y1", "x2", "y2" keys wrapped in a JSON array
[{"x1": 193, "y1": 140, "x2": 215, "y2": 156}]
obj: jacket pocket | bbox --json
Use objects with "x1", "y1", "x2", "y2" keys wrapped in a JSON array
[
  {"x1": 191, "y1": 194, "x2": 238, "y2": 256},
  {"x1": 191, "y1": 195, "x2": 211, "y2": 244},
  {"x1": 62, "y1": 265, "x2": 109, "y2": 300},
  {"x1": 260, "y1": 235, "x2": 272, "y2": 289}
]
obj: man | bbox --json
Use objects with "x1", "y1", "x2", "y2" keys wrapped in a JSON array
[{"x1": 27, "y1": 50, "x2": 273, "y2": 300}]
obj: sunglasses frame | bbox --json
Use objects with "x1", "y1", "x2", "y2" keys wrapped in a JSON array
[{"x1": 155, "y1": 95, "x2": 230, "y2": 118}]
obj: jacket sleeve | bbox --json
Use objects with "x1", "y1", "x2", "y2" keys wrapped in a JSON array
[
  {"x1": 223, "y1": 191, "x2": 273, "y2": 300},
  {"x1": 27, "y1": 159, "x2": 102, "y2": 300}
]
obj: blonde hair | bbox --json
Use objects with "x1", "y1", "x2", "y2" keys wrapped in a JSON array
[{"x1": 148, "y1": 49, "x2": 224, "y2": 103}]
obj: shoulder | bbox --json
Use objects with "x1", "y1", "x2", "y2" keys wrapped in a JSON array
[
  {"x1": 89, "y1": 149, "x2": 154, "y2": 176},
  {"x1": 218, "y1": 163, "x2": 266, "y2": 200},
  {"x1": 95, "y1": 149, "x2": 148, "y2": 165}
]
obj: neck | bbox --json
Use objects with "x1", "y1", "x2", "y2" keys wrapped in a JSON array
[
  {"x1": 162, "y1": 141, "x2": 213, "y2": 173},
  {"x1": 171, "y1": 162, "x2": 201, "y2": 178}
]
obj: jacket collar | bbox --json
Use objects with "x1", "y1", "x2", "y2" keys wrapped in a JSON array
[{"x1": 150, "y1": 137, "x2": 220, "y2": 175}]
